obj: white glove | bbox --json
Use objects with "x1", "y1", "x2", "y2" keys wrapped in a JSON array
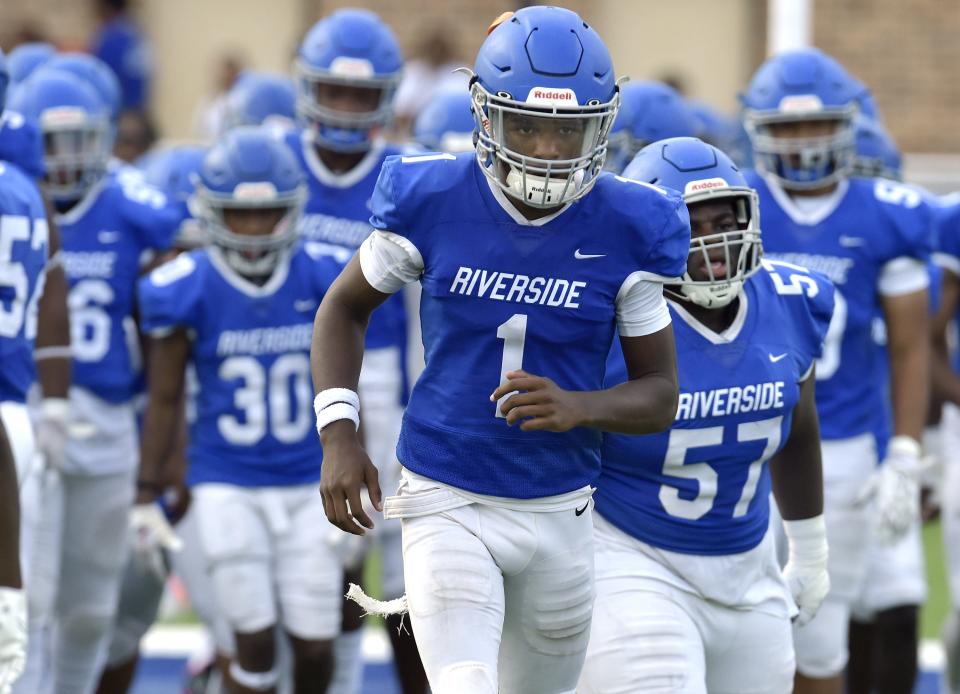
[
  {"x1": 782, "y1": 515, "x2": 830, "y2": 627},
  {"x1": 34, "y1": 398, "x2": 70, "y2": 471},
  {"x1": 130, "y1": 503, "x2": 183, "y2": 580},
  {"x1": 857, "y1": 436, "x2": 922, "y2": 545},
  {"x1": 0, "y1": 587, "x2": 26, "y2": 693}
]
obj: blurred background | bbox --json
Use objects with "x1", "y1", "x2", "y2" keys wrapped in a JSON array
[
  {"x1": 1, "y1": 1, "x2": 956, "y2": 691},
  {"x1": 4, "y1": 0, "x2": 959, "y2": 190}
]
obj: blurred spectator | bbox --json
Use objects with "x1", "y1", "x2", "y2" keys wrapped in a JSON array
[
  {"x1": 191, "y1": 51, "x2": 245, "y2": 140},
  {"x1": 392, "y1": 23, "x2": 468, "y2": 138},
  {"x1": 113, "y1": 109, "x2": 158, "y2": 163},
  {"x1": 90, "y1": 0, "x2": 152, "y2": 111}
]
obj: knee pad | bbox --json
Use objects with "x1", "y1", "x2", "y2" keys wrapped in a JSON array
[
  {"x1": 229, "y1": 662, "x2": 279, "y2": 692},
  {"x1": 793, "y1": 600, "x2": 848, "y2": 678},
  {"x1": 521, "y1": 557, "x2": 593, "y2": 657},
  {"x1": 435, "y1": 661, "x2": 497, "y2": 694}
]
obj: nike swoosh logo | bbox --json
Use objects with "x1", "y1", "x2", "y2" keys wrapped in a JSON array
[
  {"x1": 574, "y1": 249, "x2": 606, "y2": 260},
  {"x1": 575, "y1": 502, "x2": 589, "y2": 517},
  {"x1": 98, "y1": 231, "x2": 121, "y2": 243},
  {"x1": 293, "y1": 299, "x2": 316, "y2": 312},
  {"x1": 839, "y1": 235, "x2": 865, "y2": 247},
  {"x1": 769, "y1": 353, "x2": 788, "y2": 363}
]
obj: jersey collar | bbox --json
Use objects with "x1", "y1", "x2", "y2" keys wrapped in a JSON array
[
  {"x1": 208, "y1": 246, "x2": 293, "y2": 298},
  {"x1": 301, "y1": 131, "x2": 385, "y2": 189},
  {"x1": 762, "y1": 174, "x2": 849, "y2": 227},
  {"x1": 477, "y1": 162, "x2": 574, "y2": 228},
  {"x1": 54, "y1": 177, "x2": 109, "y2": 227},
  {"x1": 668, "y1": 290, "x2": 749, "y2": 345}
]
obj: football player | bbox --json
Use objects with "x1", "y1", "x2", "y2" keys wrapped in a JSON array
[
  {"x1": 10, "y1": 68, "x2": 181, "y2": 694},
  {"x1": 929, "y1": 196, "x2": 960, "y2": 694},
  {"x1": 604, "y1": 81, "x2": 701, "y2": 174},
  {"x1": 310, "y1": 7, "x2": 689, "y2": 693},
  {"x1": 223, "y1": 72, "x2": 296, "y2": 135},
  {"x1": 845, "y1": 114, "x2": 933, "y2": 694},
  {"x1": 740, "y1": 48, "x2": 933, "y2": 694},
  {"x1": 580, "y1": 136, "x2": 832, "y2": 694},
  {"x1": 135, "y1": 127, "x2": 345, "y2": 694},
  {"x1": 0, "y1": 50, "x2": 50, "y2": 692},
  {"x1": 0, "y1": 416, "x2": 25, "y2": 693},
  {"x1": 286, "y1": 10, "x2": 422, "y2": 692},
  {"x1": 411, "y1": 87, "x2": 475, "y2": 154}
]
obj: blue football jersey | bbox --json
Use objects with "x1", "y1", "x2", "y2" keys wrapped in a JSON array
[
  {"x1": 58, "y1": 175, "x2": 180, "y2": 403},
  {"x1": 285, "y1": 131, "x2": 406, "y2": 351},
  {"x1": 0, "y1": 162, "x2": 49, "y2": 403},
  {"x1": 372, "y1": 152, "x2": 690, "y2": 498},
  {"x1": 746, "y1": 172, "x2": 934, "y2": 441},
  {"x1": 138, "y1": 244, "x2": 343, "y2": 487},
  {"x1": 0, "y1": 110, "x2": 45, "y2": 180},
  {"x1": 596, "y1": 262, "x2": 834, "y2": 555}
]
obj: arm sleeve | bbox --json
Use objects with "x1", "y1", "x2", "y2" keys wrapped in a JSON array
[
  {"x1": 639, "y1": 190, "x2": 692, "y2": 281},
  {"x1": 137, "y1": 254, "x2": 201, "y2": 337},
  {"x1": 358, "y1": 231, "x2": 424, "y2": 294},
  {"x1": 878, "y1": 256, "x2": 929, "y2": 297},
  {"x1": 615, "y1": 274, "x2": 671, "y2": 337}
]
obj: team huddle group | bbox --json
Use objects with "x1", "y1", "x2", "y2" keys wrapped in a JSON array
[{"x1": 0, "y1": 4, "x2": 959, "y2": 694}]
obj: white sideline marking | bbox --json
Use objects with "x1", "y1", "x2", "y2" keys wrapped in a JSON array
[{"x1": 141, "y1": 624, "x2": 391, "y2": 662}]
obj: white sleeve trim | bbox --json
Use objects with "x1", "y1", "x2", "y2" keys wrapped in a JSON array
[
  {"x1": 616, "y1": 272, "x2": 672, "y2": 337},
  {"x1": 877, "y1": 256, "x2": 929, "y2": 297},
  {"x1": 358, "y1": 230, "x2": 424, "y2": 295},
  {"x1": 932, "y1": 251, "x2": 960, "y2": 277}
]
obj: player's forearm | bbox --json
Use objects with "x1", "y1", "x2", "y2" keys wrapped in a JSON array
[
  {"x1": 889, "y1": 325, "x2": 930, "y2": 442},
  {"x1": 35, "y1": 264, "x2": 72, "y2": 399},
  {"x1": 930, "y1": 336, "x2": 960, "y2": 406},
  {"x1": 137, "y1": 397, "x2": 182, "y2": 502},
  {"x1": 578, "y1": 372, "x2": 678, "y2": 435},
  {"x1": 310, "y1": 298, "x2": 369, "y2": 445},
  {"x1": 0, "y1": 423, "x2": 22, "y2": 589},
  {"x1": 770, "y1": 377, "x2": 824, "y2": 520}
]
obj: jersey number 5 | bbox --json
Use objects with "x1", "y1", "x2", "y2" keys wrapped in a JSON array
[{"x1": 659, "y1": 416, "x2": 783, "y2": 520}]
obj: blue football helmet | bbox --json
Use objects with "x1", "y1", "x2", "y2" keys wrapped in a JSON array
[
  {"x1": 295, "y1": 9, "x2": 403, "y2": 152},
  {"x1": 740, "y1": 48, "x2": 861, "y2": 191},
  {"x1": 471, "y1": 6, "x2": 620, "y2": 208},
  {"x1": 10, "y1": 70, "x2": 111, "y2": 203},
  {"x1": 412, "y1": 87, "x2": 475, "y2": 153},
  {"x1": 7, "y1": 43, "x2": 54, "y2": 85},
  {"x1": 623, "y1": 137, "x2": 762, "y2": 308},
  {"x1": 193, "y1": 127, "x2": 305, "y2": 276},
  {"x1": 142, "y1": 145, "x2": 208, "y2": 248},
  {"x1": 851, "y1": 114, "x2": 901, "y2": 181},
  {"x1": 43, "y1": 53, "x2": 122, "y2": 123},
  {"x1": 224, "y1": 72, "x2": 296, "y2": 134},
  {"x1": 606, "y1": 81, "x2": 700, "y2": 173}
]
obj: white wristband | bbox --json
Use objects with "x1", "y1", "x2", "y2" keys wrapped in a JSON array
[
  {"x1": 888, "y1": 435, "x2": 921, "y2": 459},
  {"x1": 313, "y1": 389, "x2": 361, "y2": 418},
  {"x1": 35, "y1": 345, "x2": 73, "y2": 361},
  {"x1": 316, "y1": 402, "x2": 360, "y2": 433},
  {"x1": 782, "y1": 514, "x2": 828, "y2": 565}
]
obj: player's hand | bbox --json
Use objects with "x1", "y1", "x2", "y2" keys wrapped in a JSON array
[
  {"x1": 0, "y1": 587, "x2": 26, "y2": 693},
  {"x1": 782, "y1": 515, "x2": 830, "y2": 627},
  {"x1": 319, "y1": 420, "x2": 382, "y2": 536},
  {"x1": 492, "y1": 370, "x2": 586, "y2": 432},
  {"x1": 34, "y1": 398, "x2": 70, "y2": 471},
  {"x1": 856, "y1": 436, "x2": 922, "y2": 544}
]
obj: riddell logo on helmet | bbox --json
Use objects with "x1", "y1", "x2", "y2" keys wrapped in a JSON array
[
  {"x1": 684, "y1": 178, "x2": 728, "y2": 194},
  {"x1": 525, "y1": 87, "x2": 577, "y2": 105},
  {"x1": 778, "y1": 94, "x2": 824, "y2": 112}
]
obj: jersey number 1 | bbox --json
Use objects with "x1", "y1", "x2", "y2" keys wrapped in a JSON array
[{"x1": 495, "y1": 314, "x2": 527, "y2": 418}]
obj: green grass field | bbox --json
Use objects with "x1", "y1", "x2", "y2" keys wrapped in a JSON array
[{"x1": 923, "y1": 520, "x2": 951, "y2": 640}]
